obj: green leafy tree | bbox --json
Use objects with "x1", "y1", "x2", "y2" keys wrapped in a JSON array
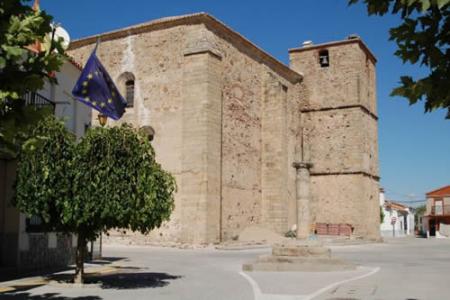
[
  {"x1": 414, "y1": 204, "x2": 426, "y2": 230},
  {"x1": 0, "y1": 104, "x2": 53, "y2": 159},
  {"x1": 15, "y1": 117, "x2": 176, "y2": 283},
  {"x1": 349, "y1": 0, "x2": 450, "y2": 118},
  {"x1": 0, "y1": 0, "x2": 66, "y2": 157},
  {"x1": 415, "y1": 204, "x2": 426, "y2": 216},
  {"x1": 380, "y1": 205, "x2": 385, "y2": 223}
]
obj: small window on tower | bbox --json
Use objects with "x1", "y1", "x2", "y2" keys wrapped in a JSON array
[
  {"x1": 125, "y1": 80, "x2": 134, "y2": 107},
  {"x1": 319, "y1": 49, "x2": 330, "y2": 67}
]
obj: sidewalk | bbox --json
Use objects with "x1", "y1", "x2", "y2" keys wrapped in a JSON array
[{"x1": 0, "y1": 260, "x2": 122, "y2": 294}]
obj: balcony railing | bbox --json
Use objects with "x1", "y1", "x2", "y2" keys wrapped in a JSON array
[
  {"x1": 430, "y1": 205, "x2": 450, "y2": 216},
  {"x1": 22, "y1": 91, "x2": 55, "y2": 111}
]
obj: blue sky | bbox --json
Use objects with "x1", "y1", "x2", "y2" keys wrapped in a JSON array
[{"x1": 41, "y1": 0, "x2": 449, "y2": 205}]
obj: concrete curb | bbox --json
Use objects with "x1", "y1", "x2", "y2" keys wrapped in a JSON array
[{"x1": 216, "y1": 244, "x2": 271, "y2": 251}]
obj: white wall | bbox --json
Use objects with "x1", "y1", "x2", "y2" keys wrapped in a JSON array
[
  {"x1": 379, "y1": 190, "x2": 414, "y2": 237},
  {"x1": 17, "y1": 60, "x2": 92, "y2": 259},
  {"x1": 52, "y1": 61, "x2": 92, "y2": 138}
]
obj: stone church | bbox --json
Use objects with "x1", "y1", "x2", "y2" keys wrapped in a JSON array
[{"x1": 68, "y1": 13, "x2": 380, "y2": 244}]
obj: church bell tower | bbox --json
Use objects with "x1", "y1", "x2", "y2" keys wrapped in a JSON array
[{"x1": 289, "y1": 36, "x2": 380, "y2": 239}]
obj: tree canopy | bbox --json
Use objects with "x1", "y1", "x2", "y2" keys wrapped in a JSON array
[
  {"x1": 350, "y1": 0, "x2": 450, "y2": 118},
  {"x1": 15, "y1": 116, "x2": 176, "y2": 283},
  {"x1": 0, "y1": 0, "x2": 66, "y2": 158}
]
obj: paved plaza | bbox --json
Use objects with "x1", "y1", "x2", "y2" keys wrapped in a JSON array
[{"x1": 1, "y1": 237, "x2": 449, "y2": 300}]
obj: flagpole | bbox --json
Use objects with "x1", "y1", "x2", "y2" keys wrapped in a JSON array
[
  {"x1": 94, "y1": 37, "x2": 101, "y2": 53},
  {"x1": 93, "y1": 37, "x2": 107, "y2": 127}
]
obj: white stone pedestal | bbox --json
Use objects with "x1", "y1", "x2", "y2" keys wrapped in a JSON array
[{"x1": 243, "y1": 240, "x2": 355, "y2": 272}]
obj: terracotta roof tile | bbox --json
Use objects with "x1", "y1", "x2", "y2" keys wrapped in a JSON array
[
  {"x1": 385, "y1": 200, "x2": 408, "y2": 211},
  {"x1": 426, "y1": 185, "x2": 450, "y2": 197}
]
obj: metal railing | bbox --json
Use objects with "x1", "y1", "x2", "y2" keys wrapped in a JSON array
[
  {"x1": 430, "y1": 205, "x2": 450, "y2": 216},
  {"x1": 22, "y1": 91, "x2": 55, "y2": 111}
]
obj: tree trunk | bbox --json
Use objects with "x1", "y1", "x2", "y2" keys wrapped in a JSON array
[{"x1": 74, "y1": 232, "x2": 86, "y2": 284}]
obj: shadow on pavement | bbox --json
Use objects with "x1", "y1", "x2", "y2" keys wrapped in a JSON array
[
  {"x1": 85, "y1": 272, "x2": 181, "y2": 289},
  {"x1": 47, "y1": 271, "x2": 182, "y2": 290},
  {"x1": 0, "y1": 257, "x2": 126, "y2": 283},
  {"x1": 47, "y1": 267, "x2": 182, "y2": 289},
  {"x1": 0, "y1": 291, "x2": 101, "y2": 299},
  {"x1": 0, "y1": 271, "x2": 180, "y2": 299},
  {"x1": 0, "y1": 266, "x2": 69, "y2": 283},
  {"x1": 86, "y1": 257, "x2": 126, "y2": 265}
]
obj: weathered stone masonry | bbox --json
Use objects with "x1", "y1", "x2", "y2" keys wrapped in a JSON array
[
  {"x1": 68, "y1": 13, "x2": 380, "y2": 244},
  {"x1": 289, "y1": 39, "x2": 379, "y2": 238}
]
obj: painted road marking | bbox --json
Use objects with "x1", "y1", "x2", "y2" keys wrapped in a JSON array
[
  {"x1": 303, "y1": 267, "x2": 380, "y2": 300},
  {"x1": 239, "y1": 266, "x2": 380, "y2": 300}
]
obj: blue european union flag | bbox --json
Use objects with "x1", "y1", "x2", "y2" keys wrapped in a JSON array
[{"x1": 72, "y1": 48, "x2": 127, "y2": 120}]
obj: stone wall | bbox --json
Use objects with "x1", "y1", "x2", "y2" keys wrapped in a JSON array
[
  {"x1": 70, "y1": 25, "x2": 196, "y2": 243},
  {"x1": 201, "y1": 28, "x2": 303, "y2": 240},
  {"x1": 310, "y1": 175, "x2": 379, "y2": 237},
  {"x1": 180, "y1": 29, "x2": 223, "y2": 243},
  {"x1": 69, "y1": 14, "x2": 380, "y2": 243},
  {"x1": 290, "y1": 41, "x2": 376, "y2": 113},
  {"x1": 303, "y1": 108, "x2": 378, "y2": 176},
  {"x1": 69, "y1": 20, "x2": 303, "y2": 244},
  {"x1": 289, "y1": 39, "x2": 380, "y2": 239}
]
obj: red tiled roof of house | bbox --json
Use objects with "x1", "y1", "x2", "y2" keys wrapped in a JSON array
[
  {"x1": 426, "y1": 185, "x2": 450, "y2": 197},
  {"x1": 385, "y1": 201, "x2": 408, "y2": 211}
]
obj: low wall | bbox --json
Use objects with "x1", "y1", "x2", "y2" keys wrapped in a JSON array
[{"x1": 18, "y1": 232, "x2": 76, "y2": 271}]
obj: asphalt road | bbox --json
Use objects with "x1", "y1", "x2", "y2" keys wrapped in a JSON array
[{"x1": 1, "y1": 237, "x2": 449, "y2": 300}]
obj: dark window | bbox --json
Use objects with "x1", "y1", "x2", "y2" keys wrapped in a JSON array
[
  {"x1": 26, "y1": 215, "x2": 45, "y2": 232},
  {"x1": 319, "y1": 50, "x2": 330, "y2": 67},
  {"x1": 125, "y1": 80, "x2": 134, "y2": 108}
]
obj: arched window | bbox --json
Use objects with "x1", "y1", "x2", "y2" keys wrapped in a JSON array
[
  {"x1": 117, "y1": 72, "x2": 135, "y2": 108},
  {"x1": 125, "y1": 80, "x2": 134, "y2": 108}
]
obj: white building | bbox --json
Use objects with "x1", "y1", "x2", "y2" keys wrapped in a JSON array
[
  {"x1": 0, "y1": 58, "x2": 93, "y2": 270},
  {"x1": 379, "y1": 188, "x2": 415, "y2": 237}
]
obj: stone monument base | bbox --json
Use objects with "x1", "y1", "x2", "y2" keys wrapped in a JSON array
[{"x1": 242, "y1": 240, "x2": 355, "y2": 272}]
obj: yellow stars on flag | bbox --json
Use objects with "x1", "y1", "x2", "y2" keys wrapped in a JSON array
[
  {"x1": 107, "y1": 98, "x2": 113, "y2": 104},
  {"x1": 82, "y1": 81, "x2": 88, "y2": 87},
  {"x1": 84, "y1": 97, "x2": 102, "y2": 108},
  {"x1": 82, "y1": 89, "x2": 88, "y2": 95},
  {"x1": 87, "y1": 73, "x2": 93, "y2": 80}
]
